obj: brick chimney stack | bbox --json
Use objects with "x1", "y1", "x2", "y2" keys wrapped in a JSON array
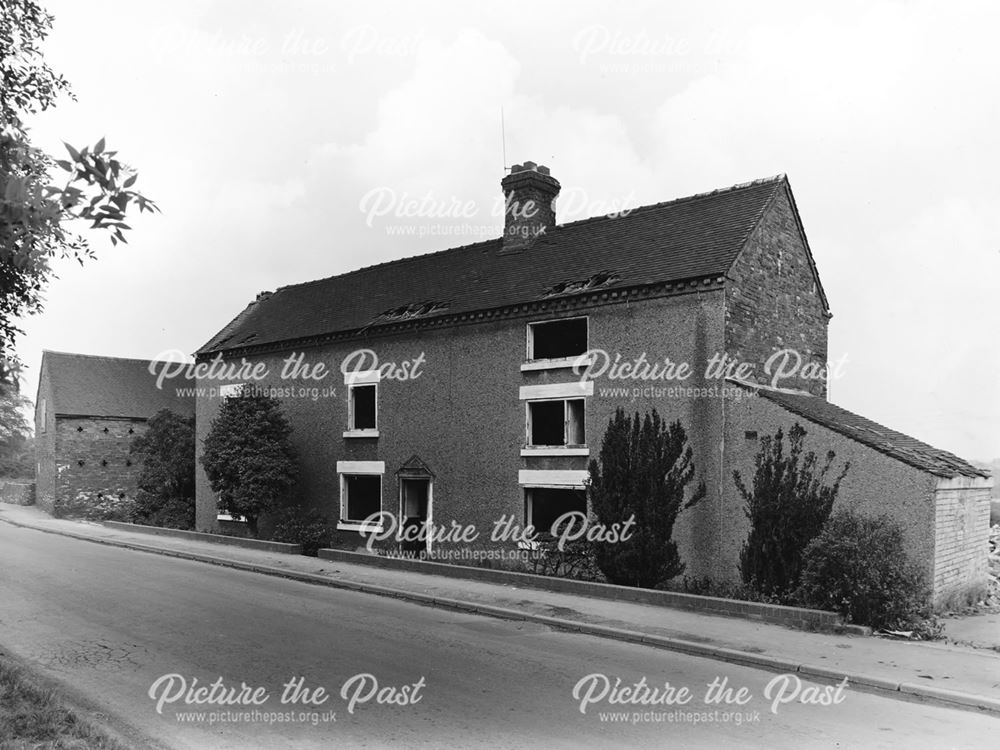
[{"x1": 500, "y1": 161, "x2": 560, "y2": 252}]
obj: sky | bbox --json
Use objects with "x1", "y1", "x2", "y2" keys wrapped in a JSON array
[{"x1": 17, "y1": 0, "x2": 1000, "y2": 460}]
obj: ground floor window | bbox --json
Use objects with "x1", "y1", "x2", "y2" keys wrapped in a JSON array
[
  {"x1": 525, "y1": 487, "x2": 587, "y2": 534},
  {"x1": 341, "y1": 474, "x2": 381, "y2": 523}
]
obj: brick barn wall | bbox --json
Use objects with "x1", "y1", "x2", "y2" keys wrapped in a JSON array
[
  {"x1": 54, "y1": 417, "x2": 147, "y2": 512},
  {"x1": 724, "y1": 394, "x2": 939, "y2": 586},
  {"x1": 932, "y1": 476, "x2": 993, "y2": 603},
  {"x1": 34, "y1": 362, "x2": 57, "y2": 513},
  {"x1": 725, "y1": 186, "x2": 830, "y2": 397},
  {"x1": 195, "y1": 289, "x2": 733, "y2": 578}
]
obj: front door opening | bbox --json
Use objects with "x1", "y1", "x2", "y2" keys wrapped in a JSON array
[{"x1": 399, "y1": 478, "x2": 431, "y2": 556}]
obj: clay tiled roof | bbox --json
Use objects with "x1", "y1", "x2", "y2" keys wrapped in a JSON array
[
  {"x1": 755, "y1": 387, "x2": 987, "y2": 479},
  {"x1": 198, "y1": 175, "x2": 790, "y2": 355},
  {"x1": 42, "y1": 351, "x2": 195, "y2": 420}
]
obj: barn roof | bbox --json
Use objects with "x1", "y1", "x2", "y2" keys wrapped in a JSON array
[{"x1": 41, "y1": 351, "x2": 195, "y2": 420}]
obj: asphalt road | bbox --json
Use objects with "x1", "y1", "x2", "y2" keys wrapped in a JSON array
[{"x1": 0, "y1": 521, "x2": 995, "y2": 749}]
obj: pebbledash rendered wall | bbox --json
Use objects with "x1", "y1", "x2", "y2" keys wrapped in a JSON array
[
  {"x1": 723, "y1": 394, "x2": 993, "y2": 603},
  {"x1": 195, "y1": 288, "x2": 741, "y2": 579}
]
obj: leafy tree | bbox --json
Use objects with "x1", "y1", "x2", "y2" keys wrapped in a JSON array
[
  {"x1": 1, "y1": 1, "x2": 158, "y2": 371},
  {"x1": 200, "y1": 392, "x2": 298, "y2": 537},
  {"x1": 129, "y1": 409, "x2": 196, "y2": 529},
  {"x1": 734, "y1": 423, "x2": 849, "y2": 596},
  {"x1": 0, "y1": 382, "x2": 32, "y2": 477},
  {"x1": 587, "y1": 408, "x2": 706, "y2": 588}
]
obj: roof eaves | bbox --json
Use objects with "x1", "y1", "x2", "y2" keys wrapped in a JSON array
[{"x1": 55, "y1": 412, "x2": 149, "y2": 421}]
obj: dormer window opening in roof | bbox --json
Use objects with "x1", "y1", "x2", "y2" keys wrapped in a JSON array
[
  {"x1": 542, "y1": 271, "x2": 619, "y2": 298},
  {"x1": 376, "y1": 301, "x2": 450, "y2": 323}
]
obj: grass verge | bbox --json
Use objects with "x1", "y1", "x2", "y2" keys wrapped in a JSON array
[{"x1": 0, "y1": 657, "x2": 128, "y2": 750}]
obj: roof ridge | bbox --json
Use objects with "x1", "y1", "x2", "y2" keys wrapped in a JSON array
[
  {"x1": 268, "y1": 174, "x2": 787, "y2": 296},
  {"x1": 42, "y1": 350, "x2": 162, "y2": 365},
  {"x1": 553, "y1": 173, "x2": 787, "y2": 232}
]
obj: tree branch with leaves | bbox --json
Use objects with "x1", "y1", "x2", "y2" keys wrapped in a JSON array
[{"x1": 1, "y1": 0, "x2": 158, "y2": 377}]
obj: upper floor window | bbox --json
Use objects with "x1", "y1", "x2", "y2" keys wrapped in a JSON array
[
  {"x1": 344, "y1": 370, "x2": 379, "y2": 438},
  {"x1": 527, "y1": 398, "x2": 585, "y2": 447},
  {"x1": 350, "y1": 384, "x2": 377, "y2": 430},
  {"x1": 39, "y1": 398, "x2": 46, "y2": 433},
  {"x1": 527, "y1": 317, "x2": 588, "y2": 361}
]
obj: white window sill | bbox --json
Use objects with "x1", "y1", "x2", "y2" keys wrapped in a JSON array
[
  {"x1": 336, "y1": 521, "x2": 384, "y2": 532},
  {"x1": 521, "y1": 447, "x2": 590, "y2": 457},
  {"x1": 521, "y1": 355, "x2": 593, "y2": 372},
  {"x1": 343, "y1": 429, "x2": 380, "y2": 438}
]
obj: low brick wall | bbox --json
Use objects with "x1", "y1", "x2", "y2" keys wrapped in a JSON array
[
  {"x1": 102, "y1": 521, "x2": 302, "y2": 554},
  {"x1": 317, "y1": 548, "x2": 857, "y2": 632},
  {"x1": 0, "y1": 481, "x2": 35, "y2": 506}
]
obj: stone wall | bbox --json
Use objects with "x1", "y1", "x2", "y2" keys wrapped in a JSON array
[
  {"x1": 0, "y1": 481, "x2": 35, "y2": 505},
  {"x1": 725, "y1": 185, "x2": 830, "y2": 396}
]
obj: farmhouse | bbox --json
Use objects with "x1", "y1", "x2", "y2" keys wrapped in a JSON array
[
  {"x1": 34, "y1": 351, "x2": 195, "y2": 515},
  {"x1": 194, "y1": 165, "x2": 991, "y2": 601}
]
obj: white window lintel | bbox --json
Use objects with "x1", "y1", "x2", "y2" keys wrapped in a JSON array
[
  {"x1": 518, "y1": 469, "x2": 589, "y2": 488},
  {"x1": 337, "y1": 461, "x2": 385, "y2": 475},
  {"x1": 519, "y1": 381, "x2": 593, "y2": 400},
  {"x1": 344, "y1": 369, "x2": 381, "y2": 386}
]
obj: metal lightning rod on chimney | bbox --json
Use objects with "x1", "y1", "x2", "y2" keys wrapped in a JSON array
[{"x1": 501, "y1": 106, "x2": 508, "y2": 172}]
